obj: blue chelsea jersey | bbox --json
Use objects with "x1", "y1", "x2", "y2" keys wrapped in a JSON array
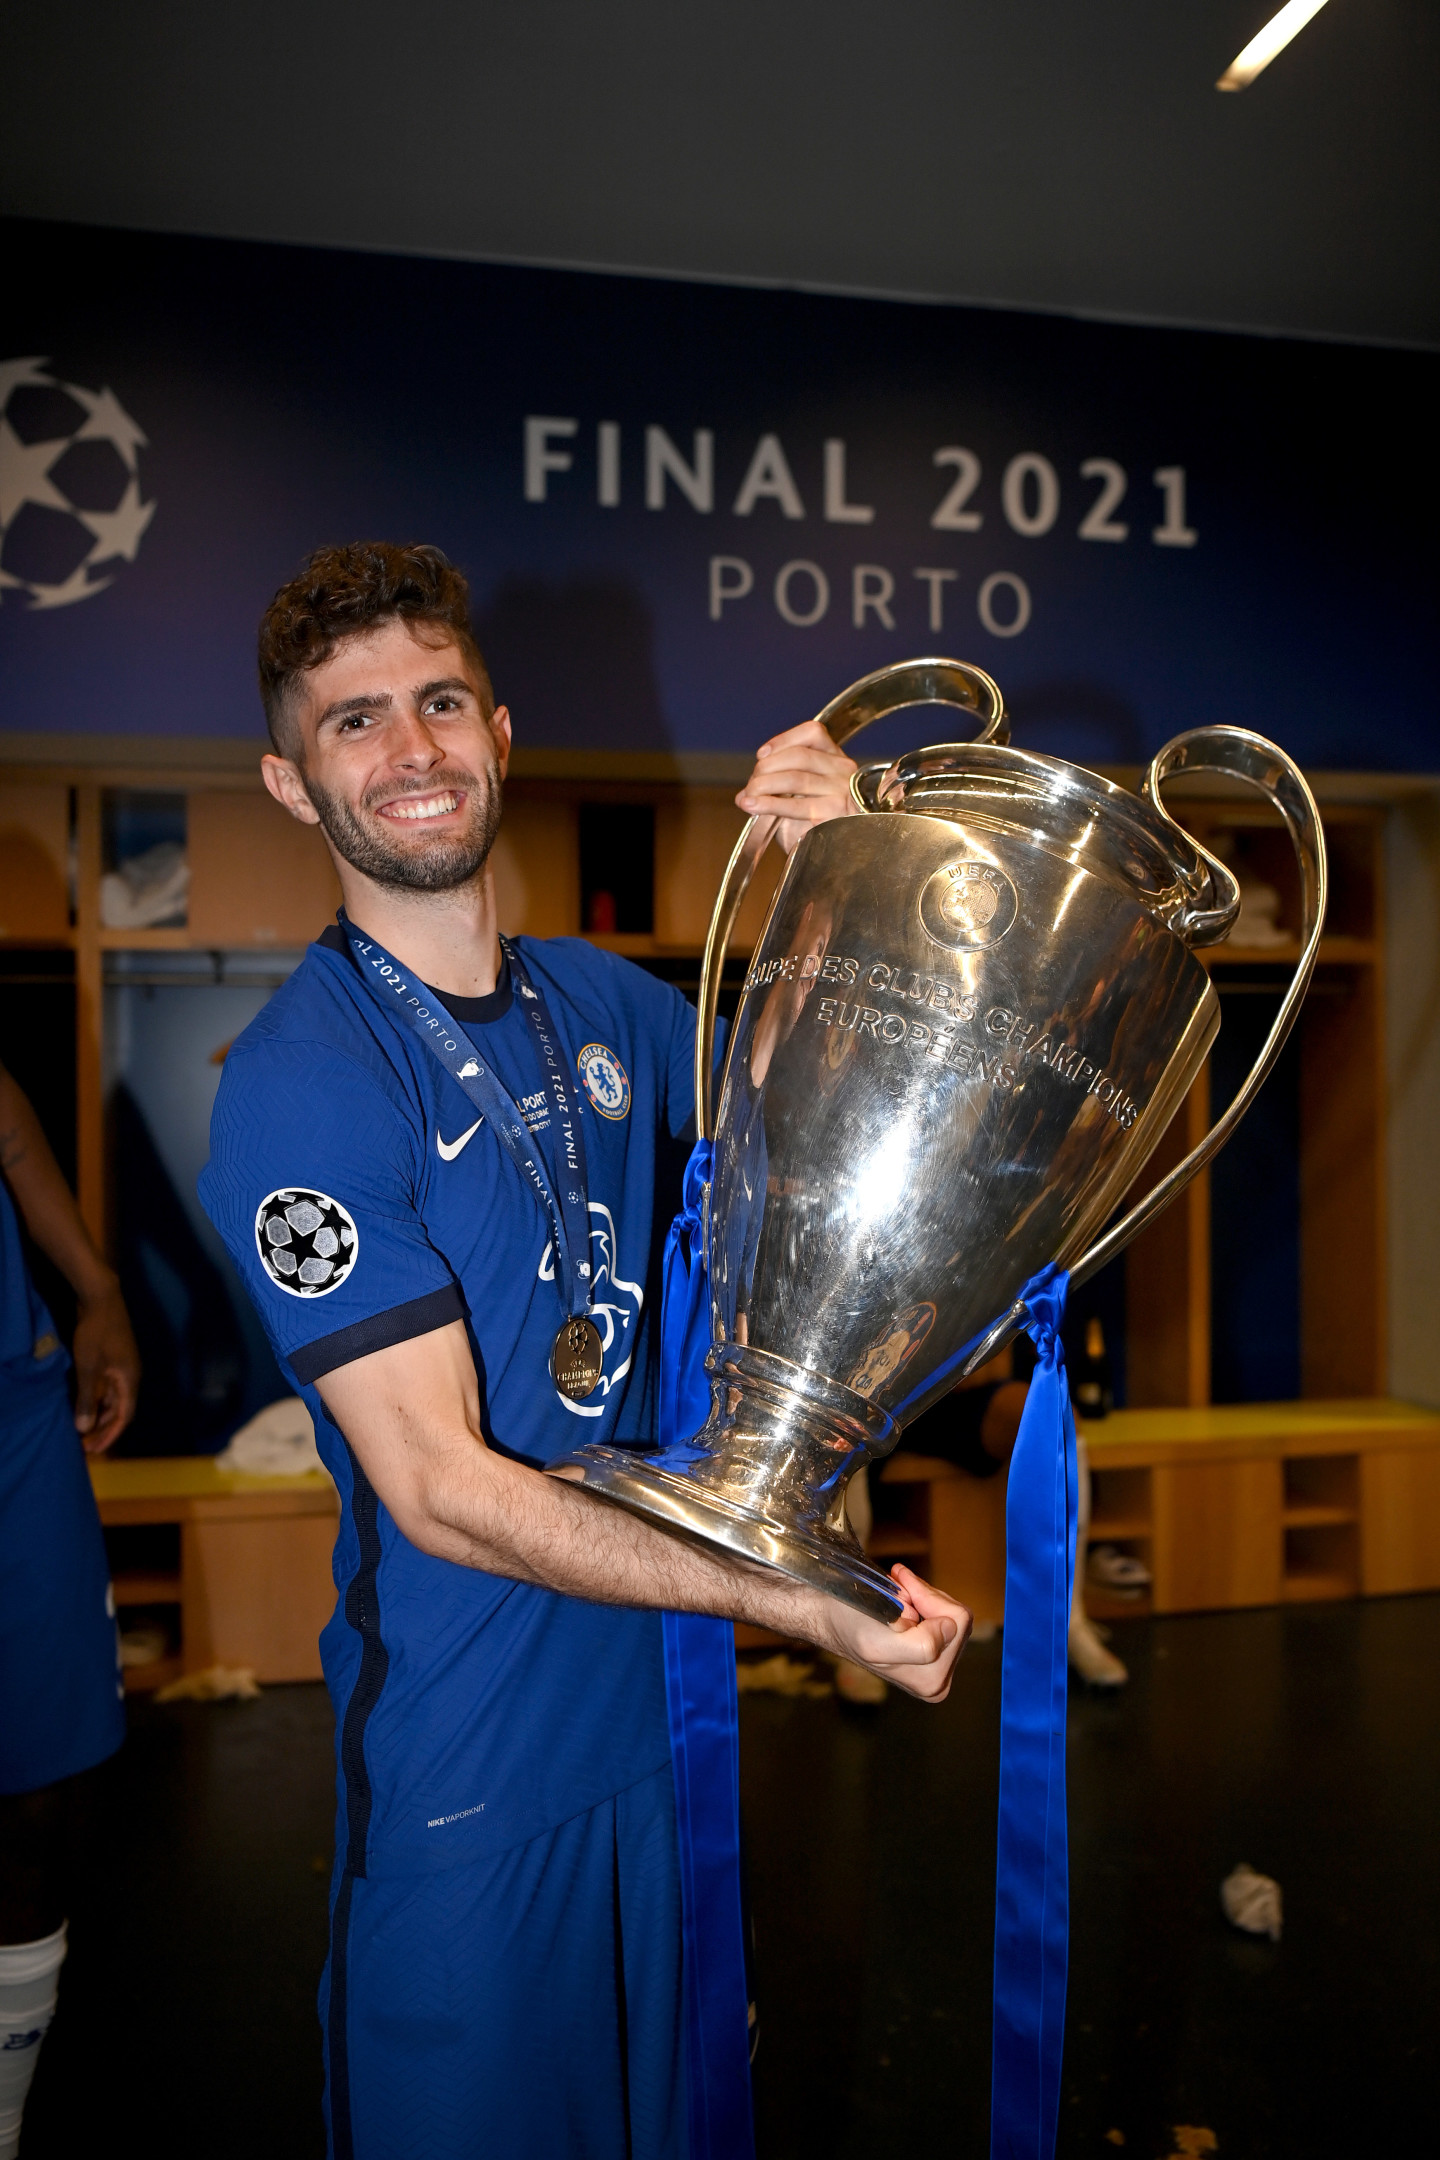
[
  {"x1": 199, "y1": 929, "x2": 702, "y2": 1880},
  {"x1": 1, "y1": 1176, "x2": 64, "y2": 1375}
]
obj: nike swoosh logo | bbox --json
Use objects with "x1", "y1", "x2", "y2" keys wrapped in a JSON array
[{"x1": 436, "y1": 1118, "x2": 484, "y2": 1162}]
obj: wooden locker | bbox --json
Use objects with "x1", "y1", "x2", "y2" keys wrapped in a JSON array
[
  {"x1": 187, "y1": 791, "x2": 342, "y2": 946},
  {"x1": 490, "y1": 792, "x2": 580, "y2": 938},
  {"x1": 1150, "y1": 1457, "x2": 1283, "y2": 1611},
  {"x1": 182, "y1": 1504, "x2": 338, "y2": 1683},
  {"x1": 0, "y1": 782, "x2": 70, "y2": 939},
  {"x1": 1359, "y1": 1448, "x2": 1440, "y2": 1595}
]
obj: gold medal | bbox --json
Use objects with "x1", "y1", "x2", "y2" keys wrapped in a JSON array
[{"x1": 551, "y1": 1315, "x2": 604, "y2": 1400}]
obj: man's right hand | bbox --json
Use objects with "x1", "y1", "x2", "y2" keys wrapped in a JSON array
[
  {"x1": 0, "y1": 1062, "x2": 141, "y2": 1451},
  {"x1": 817, "y1": 1563, "x2": 971, "y2": 1702},
  {"x1": 72, "y1": 1275, "x2": 141, "y2": 1453}
]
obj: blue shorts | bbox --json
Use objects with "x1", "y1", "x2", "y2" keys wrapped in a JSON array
[
  {"x1": 323, "y1": 1761, "x2": 686, "y2": 2160},
  {"x1": 0, "y1": 1357, "x2": 125, "y2": 1795}
]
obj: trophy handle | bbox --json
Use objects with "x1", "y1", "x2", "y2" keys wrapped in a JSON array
[
  {"x1": 962, "y1": 727, "x2": 1329, "y2": 1372},
  {"x1": 693, "y1": 658, "x2": 1010, "y2": 1138}
]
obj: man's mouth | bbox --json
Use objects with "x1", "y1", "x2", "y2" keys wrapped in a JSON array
[{"x1": 375, "y1": 789, "x2": 466, "y2": 824}]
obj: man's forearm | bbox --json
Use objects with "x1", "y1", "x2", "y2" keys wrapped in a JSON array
[
  {"x1": 318, "y1": 1328, "x2": 834, "y2": 1635},
  {"x1": 317, "y1": 1327, "x2": 963, "y2": 1694},
  {"x1": 0, "y1": 1067, "x2": 114, "y2": 1300},
  {"x1": 412, "y1": 1422, "x2": 839, "y2": 1646}
]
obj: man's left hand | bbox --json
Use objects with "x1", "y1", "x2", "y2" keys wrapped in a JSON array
[
  {"x1": 737, "y1": 720, "x2": 862, "y2": 855},
  {"x1": 822, "y1": 1564, "x2": 971, "y2": 1702}
]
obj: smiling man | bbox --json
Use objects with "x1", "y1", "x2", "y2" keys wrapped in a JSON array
[{"x1": 199, "y1": 541, "x2": 968, "y2": 2160}]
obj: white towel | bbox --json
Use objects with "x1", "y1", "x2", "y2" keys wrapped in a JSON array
[{"x1": 214, "y1": 1397, "x2": 327, "y2": 1479}]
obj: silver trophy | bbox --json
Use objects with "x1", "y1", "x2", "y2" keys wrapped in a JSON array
[{"x1": 554, "y1": 660, "x2": 1326, "y2": 1617}]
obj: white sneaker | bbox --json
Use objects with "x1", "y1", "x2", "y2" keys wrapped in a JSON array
[
  {"x1": 1086, "y1": 1543, "x2": 1151, "y2": 1591},
  {"x1": 1068, "y1": 1614, "x2": 1129, "y2": 1689}
]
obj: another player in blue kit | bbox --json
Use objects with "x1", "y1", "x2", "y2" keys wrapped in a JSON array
[
  {"x1": 1, "y1": 1063, "x2": 137, "y2": 2160},
  {"x1": 199, "y1": 543, "x2": 970, "y2": 2159}
]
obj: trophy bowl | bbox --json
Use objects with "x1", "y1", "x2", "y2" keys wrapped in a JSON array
[{"x1": 552, "y1": 661, "x2": 1326, "y2": 1618}]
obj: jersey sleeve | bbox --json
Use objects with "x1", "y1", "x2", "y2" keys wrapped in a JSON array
[
  {"x1": 646, "y1": 973, "x2": 727, "y2": 1143},
  {"x1": 664, "y1": 985, "x2": 701, "y2": 1141},
  {"x1": 663, "y1": 998, "x2": 729, "y2": 1142},
  {"x1": 198, "y1": 1036, "x2": 464, "y2": 1385}
]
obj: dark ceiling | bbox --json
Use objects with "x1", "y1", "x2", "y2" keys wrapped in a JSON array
[{"x1": 1, "y1": 1, "x2": 1435, "y2": 347}]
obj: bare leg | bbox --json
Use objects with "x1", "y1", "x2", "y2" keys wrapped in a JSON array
[
  {"x1": 1067, "y1": 1435, "x2": 1128, "y2": 1687},
  {"x1": 844, "y1": 1465, "x2": 872, "y2": 1549},
  {"x1": 977, "y1": 1393, "x2": 1128, "y2": 1686}
]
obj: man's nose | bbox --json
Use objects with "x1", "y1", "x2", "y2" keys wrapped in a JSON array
[{"x1": 387, "y1": 710, "x2": 447, "y2": 769}]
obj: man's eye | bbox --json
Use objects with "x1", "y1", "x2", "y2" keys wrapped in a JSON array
[
  {"x1": 339, "y1": 714, "x2": 372, "y2": 731},
  {"x1": 426, "y1": 696, "x2": 460, "y2": 714}
]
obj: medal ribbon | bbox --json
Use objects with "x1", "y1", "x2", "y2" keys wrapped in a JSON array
[{"x1": 337, "y1": 914, "x2": 594, "y2": 1325}]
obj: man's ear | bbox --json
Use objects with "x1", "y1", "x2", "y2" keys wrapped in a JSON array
[
  {"x1": 490, "y1": 703, "x2": 513, "y2": 781},
  {"x1": 261, "y1": 753, "x2": 322, "y2": 826}
]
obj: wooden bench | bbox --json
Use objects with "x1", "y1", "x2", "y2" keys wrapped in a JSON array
[
  {"x1": 873, "y1": 1450, "x2": 1011, "y2": 1621},
  {"x1": 96, "y1": 1400, "x2": 1440, "y2": 1687},
  {"x1": 90, "y1": 1455, "x2": 339, "y2": 1690},
  {"x1": 874, "y1": 1397, "x2": 1440, "y2": 1622}
]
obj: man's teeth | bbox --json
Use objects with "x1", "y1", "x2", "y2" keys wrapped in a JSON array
[{"x1": 386, "y1": 792, "x2": 460, "y2": 821}]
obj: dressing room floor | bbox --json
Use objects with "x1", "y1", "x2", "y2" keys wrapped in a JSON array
[{"x1": 21, "y1": 1596, "x2": 1439, "y2": 2160}]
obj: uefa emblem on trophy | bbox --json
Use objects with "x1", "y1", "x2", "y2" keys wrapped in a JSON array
[{"x1": 556, "y1": 659, "x2": 1326, "y2": 1617}]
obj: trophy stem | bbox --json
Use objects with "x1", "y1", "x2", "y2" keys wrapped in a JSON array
[{"x1": 549, "y1": 1345, "x2": 908, "y2": 1620}]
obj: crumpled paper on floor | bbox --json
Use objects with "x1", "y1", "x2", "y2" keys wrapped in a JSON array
[
  {"x1": 1221, "y1": 1861, "x2": 1282, "y2": 1941},
  {"x1": 155, "y1": 1665, "x2": 261, "y2": 1702},
  {"x1": 735, "y1": 1653, "x2": 833, "y2": 1700}
]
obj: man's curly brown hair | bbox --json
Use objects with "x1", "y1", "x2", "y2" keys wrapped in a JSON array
[{"x1": 257, "y1": 542, "x2": 494, "y2": 757}]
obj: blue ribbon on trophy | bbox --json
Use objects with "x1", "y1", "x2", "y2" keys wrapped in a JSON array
[
  {"x1": 660, "y1": 1166, "x2": 1080, "y2": 2160},
  {"x1": 660, "y1": 1133, "x2": 755, "y2": 2160},
  {"x1": 989, "y1": 1264, "x2": 1077, "y2": 2160}
]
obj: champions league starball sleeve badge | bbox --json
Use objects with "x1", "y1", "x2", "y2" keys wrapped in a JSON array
[
  {"x1": 255, "y1": 1189, "x2": 360, "y2": 1297},
  {"x1": 549, "y1": 656, "x2": 1327, "y2": 1617}
]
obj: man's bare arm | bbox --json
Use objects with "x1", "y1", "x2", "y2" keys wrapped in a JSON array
[
  {"x1": 317, "y1": 1321, "x2": 969, "y2": 1702},
  {"x1": 0, "y1": 1061, "x2": 140, "y2": 1451}
]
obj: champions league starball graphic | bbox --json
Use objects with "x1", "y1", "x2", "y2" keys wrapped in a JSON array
[
  {"x1": 0, "y1": 357, "x2": 155, "y2": 610},
  {"x1": 254, "y1": 1189, "x2": 360, "y2": 1298}
]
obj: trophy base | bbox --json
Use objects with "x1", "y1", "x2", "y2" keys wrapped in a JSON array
[
  {"x1": 547, "y1": 1344, "x2": 908, "y2": 1623},
  {"x1": 556, "y1": 1443, "x2": 907, "y2": 1621}
]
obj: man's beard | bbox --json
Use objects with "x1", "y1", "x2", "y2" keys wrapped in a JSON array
[{"x1": 303, "y1": 764, "x2": 503, "y2": 893}]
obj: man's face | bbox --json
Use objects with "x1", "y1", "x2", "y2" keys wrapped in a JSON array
[{"x1": 265, "y1": 618, "x2": 511, "y2": 894}]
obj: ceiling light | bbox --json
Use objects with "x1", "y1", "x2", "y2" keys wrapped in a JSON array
[{"x1": 1216, "y1": 0, "x2": 1331, "y2": 91}]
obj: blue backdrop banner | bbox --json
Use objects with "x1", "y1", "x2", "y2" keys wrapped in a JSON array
[{"x1": 1, "y1": 217, "x2": 1435, "y2": 770}]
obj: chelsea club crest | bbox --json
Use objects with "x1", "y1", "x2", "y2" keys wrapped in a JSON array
[{"x1": 577, "y1": 1042, "x2": 631, "y2": 1120}]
